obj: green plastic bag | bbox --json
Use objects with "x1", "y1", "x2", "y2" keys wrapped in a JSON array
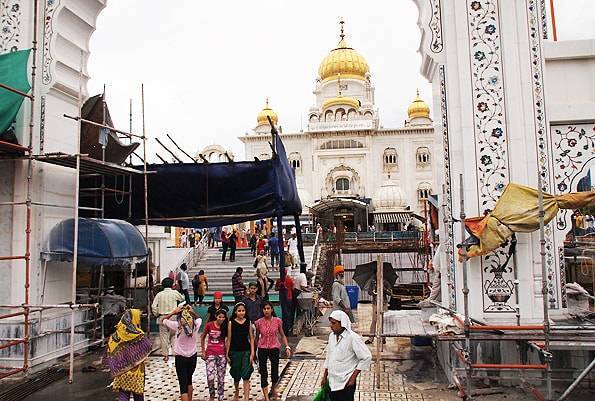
[{"x1": 312, "y1": 383, "x2": 331, "y2": 401}]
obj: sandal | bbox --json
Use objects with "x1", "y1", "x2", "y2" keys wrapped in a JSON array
[{"x1": 365, "y1": 339, "x2": 373, "y2": 344}]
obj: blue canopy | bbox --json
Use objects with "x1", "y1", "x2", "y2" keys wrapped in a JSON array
[
  {"x1": 41, "y1": 218, "x2": 148, "y2": 266},
  {"x1": 102, "y1": 134, "x2": 302, "y2": 228}
]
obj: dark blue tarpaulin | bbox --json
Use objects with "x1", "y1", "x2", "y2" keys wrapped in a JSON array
[
  {"x1": 103, "y1": 134, "x2": 302, "y2": 228},
  {"x1": 41, "y1": 218, "x2": 148, "y2": 266}
]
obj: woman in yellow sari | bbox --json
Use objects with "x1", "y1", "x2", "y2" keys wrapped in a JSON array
[{"x1": 104, "y1": 309, "x2": 152, "y2": 401}]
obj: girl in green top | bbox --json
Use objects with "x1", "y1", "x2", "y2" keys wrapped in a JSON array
[{"x1": 226, "y1": 302, "x2": 255, "y2": 401}]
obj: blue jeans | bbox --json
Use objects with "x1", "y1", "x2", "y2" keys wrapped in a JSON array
[{"x1": 271, "y1": 252, "x2": 279, "y2": 266}]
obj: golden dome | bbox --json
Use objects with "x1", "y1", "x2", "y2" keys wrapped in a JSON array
[
  {"x1": 318, "y1": 20, "x2": 369, "y2": 82},
  {"x1": 322, "y1": 96, "x2": 360, "y2": 110},
  {"x1": 407, "y1": 91, "x2": 430, "y2": 120},
  {"x1": 256, "y1": 98, "x2": 278, "y2": 126}
]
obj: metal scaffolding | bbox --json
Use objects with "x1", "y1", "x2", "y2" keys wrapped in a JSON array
[{"x1": 0, "y1": 1, "x2": 150, "y2": 383}]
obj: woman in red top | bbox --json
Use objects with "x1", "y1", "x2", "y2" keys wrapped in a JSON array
[
  {"x1": 256, "y1": 235, "x2": 266, "y2": 254},
  {"x1": 201, "y1": 309, "x2": 228, "y2": 401},
  {"x1": 254, "y1": 301, "x2": 291, "y2": 401}
]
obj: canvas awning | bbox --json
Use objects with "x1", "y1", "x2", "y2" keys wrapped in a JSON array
[
  {"x1": 41, "y1": 218, "x2": 147, "y2": 266},
  {"x1": 308, "y1": 198, "x2": 368, "y2": 214},
  {"x1": 103, "y1": 135, "x2": 302, "y2": 228},
  {"x1": 373, "y1": 211, "x2": 412, "y2": 224}
]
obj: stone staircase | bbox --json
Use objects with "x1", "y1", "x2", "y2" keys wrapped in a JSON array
[{"x1": 188, "y1": 246, "x2": 314, "y2": 295}]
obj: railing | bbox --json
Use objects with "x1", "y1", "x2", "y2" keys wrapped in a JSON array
[
  {"x1": 180, "y1": 234, "x2": 209, "y2": 270},
  {"x1": 314, "y1": 230, "x2": 421, "y2": 242}
]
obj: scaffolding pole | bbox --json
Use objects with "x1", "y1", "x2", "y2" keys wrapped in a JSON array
[
  {"x1": 141, "y1": 84, "x2": 151, "y2": 333},
  {"x1": 458, "y1": 174, "x2": 472, "y2": 400},
  {"x1": 68, "y1": 49, "x2": 84, "y2": 384},
  {"x1": 537, "y1": 163, "x2": 552, "y2": 400}
]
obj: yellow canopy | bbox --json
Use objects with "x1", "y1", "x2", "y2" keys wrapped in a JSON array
[{"x1": 461, "y1": 183, "x2": 595, "y2": 260}]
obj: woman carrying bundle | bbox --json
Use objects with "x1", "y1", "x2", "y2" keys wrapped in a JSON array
[{"x1": 104, "y1": 309, "x2": 152, "y2": 401}]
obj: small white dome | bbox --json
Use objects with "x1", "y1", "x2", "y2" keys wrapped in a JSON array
[{"x1": 374, "y1": 178, "x2": 406, "y2": 210}]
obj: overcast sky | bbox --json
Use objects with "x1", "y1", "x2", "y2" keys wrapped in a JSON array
[{"x1": 88, "y1": 0, "x2": 595, "y2": 163}]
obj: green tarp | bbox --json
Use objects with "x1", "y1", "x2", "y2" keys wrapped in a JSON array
[{"x1": 0, "y1": 49, "x2": 31, "y2": 136}]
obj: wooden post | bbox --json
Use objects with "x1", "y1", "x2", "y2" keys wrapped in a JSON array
[{"x1": 375, "y1": 254, "x2": 383, "y2": 390}]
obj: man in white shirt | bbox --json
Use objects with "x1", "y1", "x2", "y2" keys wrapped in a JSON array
[
  {"x1": 321, "y1": 310, "x2": 371, "y2": 401},
  {"x1": 177, "y1": 263, "x2": 191, "y2": 305},
  {"x1": 151, "y1": 277, "x2": 184, "y2": 361}
]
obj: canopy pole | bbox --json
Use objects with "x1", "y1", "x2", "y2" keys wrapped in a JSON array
[
  {"x1": 69, "y1": 49, "x2": 84, "y2": 385},
  {"x1": 375, "y1": 254, "x2": 383, "y2": 390},
  {"x1": 294, "y1": 214, "x2": 306, "y2": 273},
  {"x1": 141, "y1": 84, "x2": 151, "y2": 334}
]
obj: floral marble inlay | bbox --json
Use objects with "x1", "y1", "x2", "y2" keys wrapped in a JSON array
[
  {"x1": 439, "y1": 65, "x2": 456, "y2": 310},
  {"x1": 466, "y1": 0, "x2": 509, "y2": 213},
  {"x1": 540, "y1": 0, "x2": 548, "y2": 39},
  {"x1": 526, "y1": 0, "x2": 558, "y2": 308},
  {"x1": 0, "y1": 0, "x2": 21, "y2": 53},
  {"x1": 429, "y1": 0, "x2": 443, "y2": 53},
  {"x1": 42, "y1": 0, "x2": 59, "y2": 84},
  {"x1": 553, "y1": 124, "x2": 595, "y2": 230},
  {"x1": 467, "y1": 0, "x2": 515, "y2": 313}
]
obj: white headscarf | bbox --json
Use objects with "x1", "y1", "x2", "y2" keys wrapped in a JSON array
[{"x1": 329, "y1": 310, "x2": 351, "y2": 332}]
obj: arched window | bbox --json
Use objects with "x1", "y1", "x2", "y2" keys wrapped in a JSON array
[
  {"x1": 364, "y1": 111, "x2": 373, "y2": 119},
  {"x1": 416, "y1": 146, "x2": 431, "y2": 166},
  {"x1": 309, "y1": 114, "x2": 319, "y2": 123},
  {"x1": 383, "y1": 148, "x2": 398, "y2": 167},
  {"x1": 335, "y1": 108, "x2": 346, "y2": 121},
  {"x1": 325, "y1": 110, "x2": 334, "y2": 122},
  {"x1": 336, "y1": 178, "x2": 350, "y2": 191},
  {"x1": 288, "y1": 152, "x2": 302, "y2": 174},
  {"x1": 320, "y1": 139, "x2": 364, "y2": 150},
  {"x1": 418, "y1": 182, "x2": 431, "y2": 200},
  {"x1": 347, "y1": 109, "x2": 357, "y2": 120}
]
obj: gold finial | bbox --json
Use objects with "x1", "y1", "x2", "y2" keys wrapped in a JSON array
[
  {"x1": 416, "y1": 88, "x2": 420, "y2": 97},
  {"x1": 337, "y1": 73, "x2": 342, "y2": 96},
  {"x1": 339, "y1": 18, "x2": 345, "y2": 41},
  {"x1": 265, "y1": 96, "x2": 269, "y2": 108}
]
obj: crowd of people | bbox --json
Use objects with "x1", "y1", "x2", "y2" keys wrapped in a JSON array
[
  {"x1": 144, "y1": 276, "x2": 293, "y2": 401},
  {"x1": 109, "y1": 278, "x2": 370, "y2": 401},
  {"x1": 104, "y1": 222, "x2": 376, "y2": 401}
]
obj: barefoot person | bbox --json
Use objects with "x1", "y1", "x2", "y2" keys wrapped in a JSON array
[
  {"x1": 104, "y1": 309, "x2": 152, "y2": 401},
  {"x1": 162, "y1": 305, "x2": 201, "y2": 401},
  {"x1": 201, "y1": 309, "x2": 228, "y2": 401},
  {"x1": 254, "y1": 301, "x2": 292, "y2": 401},
  {"x1": 226, "y1": 302, "x2": 255, "y2": 401},
  {"x1": 321, "y1": 310, "x2": 371, "y2": 401}
]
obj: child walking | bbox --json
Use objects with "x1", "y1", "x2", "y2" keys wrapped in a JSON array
[
  {"x1": 226, "y1": 302, "x2": 255, "y2": 401},
  {"x1": 201, "y1": 308, "x2": 228, "y2": 401}
]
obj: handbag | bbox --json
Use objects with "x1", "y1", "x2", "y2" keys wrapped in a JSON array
[{"x1": 312, "y1": 383, "x2": 331, "y2": 401}]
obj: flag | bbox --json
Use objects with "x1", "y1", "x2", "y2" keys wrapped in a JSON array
[{"x1": 0, "y1": 49, "x2": 31, "y2": 136}]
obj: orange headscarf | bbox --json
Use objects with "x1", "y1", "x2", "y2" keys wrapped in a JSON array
[{"x1": 333, "y1": 265, "x2": 345, "y2": 277}]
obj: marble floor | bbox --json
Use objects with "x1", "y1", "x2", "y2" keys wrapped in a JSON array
[{"x1": 144, "y1": 357, "x2": 290, "y2": 400}]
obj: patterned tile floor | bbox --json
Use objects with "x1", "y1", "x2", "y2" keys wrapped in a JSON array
[
  {"x1": 282, "y1": 360, "x2": 435, "y2": 401},
  {"x1": 144, "y1": 356, "x2": 290, "y2": 400}
]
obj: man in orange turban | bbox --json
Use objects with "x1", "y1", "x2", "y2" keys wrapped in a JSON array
[{"x1": 331, "y1": 265, "x2": 354, "y2": 322}]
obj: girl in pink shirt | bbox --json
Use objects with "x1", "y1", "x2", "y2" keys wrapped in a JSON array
[
  {"x1": 201, "y1": 309, "x2": 228, "y2": 401},
  {"x1": 162, "y1": 305, "x2": 201, "y2": 401},
  {"x1": 254, "y1": 301, "x2": 291, "y2": 401}
]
